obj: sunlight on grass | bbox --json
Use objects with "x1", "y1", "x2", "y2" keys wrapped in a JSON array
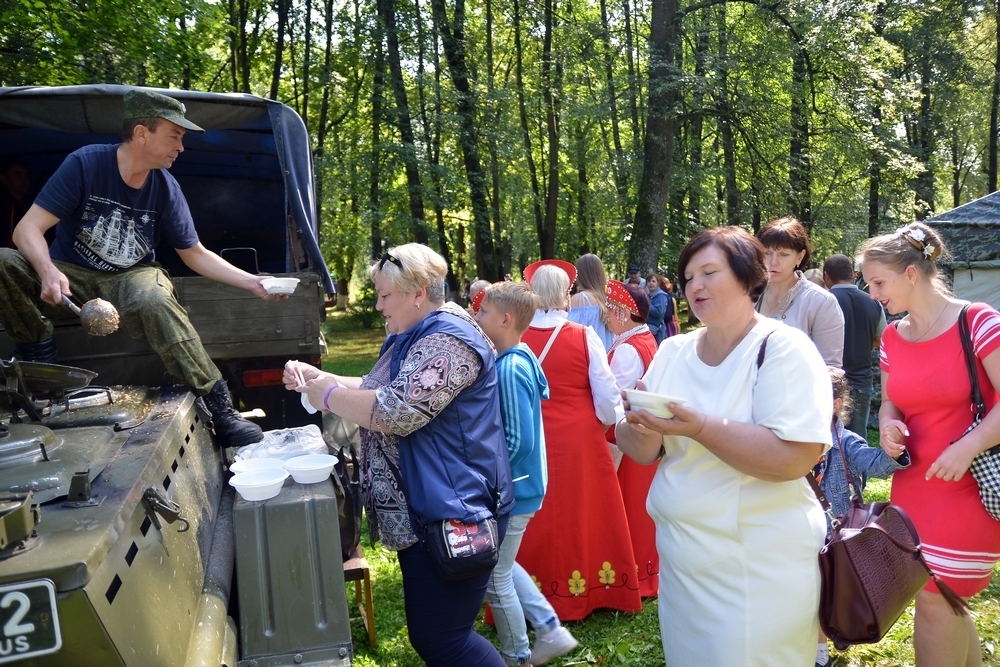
[{"x1": 325, "y1": 308, "x2": 1000, "y2": 667}]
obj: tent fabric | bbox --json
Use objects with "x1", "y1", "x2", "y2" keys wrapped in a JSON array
[
  {"x1": 926, "y1": 191, "x2": 1000, "y2": 310},
  {"x1": 0, "y1": 85, "x2": 333, "y2": 294},
  {"x1": 925, "y1": 191, "x2": 1000, "y2": 265}
]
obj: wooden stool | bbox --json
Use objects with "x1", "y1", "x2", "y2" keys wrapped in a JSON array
[{"x1": 343, "y1": 546, "x2": 376, "y2": 648}]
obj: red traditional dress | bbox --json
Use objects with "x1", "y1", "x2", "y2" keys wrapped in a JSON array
[
  {"x1": 606, "y1": 327, "x2": 660, "y2": 597},
  {"x1": 881, "y1": 302, "x2": 1000, "y2": 596},
  {"x1": 518, "y1": 317, "x2": 643, "y2": 621}
]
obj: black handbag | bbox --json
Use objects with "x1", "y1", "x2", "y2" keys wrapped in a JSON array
[
  {"x1": 424, "y1": 516, "x2": 500, "y2": 581},
  {"x1": 956, "y1": 304, "x2": 1000, "y2": 521}
]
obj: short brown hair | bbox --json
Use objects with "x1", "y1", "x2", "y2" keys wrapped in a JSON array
[
  {"x1": 757, "y1": 216, "x2": 811, "y2": 270},
  {"x1": 122, "y1": 117, "x2": 162, "y2": 143},
  {"x1": 677, "y1": 226, "x2": 767, "y2": 301},
  {"x1": 483, "y1": 281, "x2": 538, "y2": 334}
]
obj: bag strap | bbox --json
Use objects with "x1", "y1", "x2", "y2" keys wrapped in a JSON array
[
  {"x1": 536, "y1": 319, "x2": 566, "y2": 365},
  {"x1": 957, "y1": 303, "x2": 986, "y2": 421}
]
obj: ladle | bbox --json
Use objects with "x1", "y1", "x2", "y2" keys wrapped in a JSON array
[{"x1": 62, "y1": 294, "x2": 120, "y2": 336}]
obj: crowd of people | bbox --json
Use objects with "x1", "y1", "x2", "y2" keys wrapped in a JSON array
[
  {"x1": 282, "y1": 216, "x2": 1000, "y2": 667},
  {"x1": 3, "y1": 88, "x2": 996, "y2": 666}
]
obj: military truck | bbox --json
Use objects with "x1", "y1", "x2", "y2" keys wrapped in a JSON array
[{"x1": 0, "y1": 85, "x2": 356, "y2": 666}]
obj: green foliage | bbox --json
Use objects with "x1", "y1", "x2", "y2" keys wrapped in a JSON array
[{"x1": 2, "y1": 0, "x2": 998, "y2": 295}]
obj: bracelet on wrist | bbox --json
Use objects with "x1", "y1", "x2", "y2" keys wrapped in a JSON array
[{"x1": 323, "y1": 384, "x2": 340, "y2": 412}]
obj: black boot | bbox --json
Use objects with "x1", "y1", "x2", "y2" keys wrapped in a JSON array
[
  {"x1": 15, "y1": 338, "x2": 59, "y2": 364},
  {"x1": 202, "y1": 380, "x2": 263, "y2": 447}
]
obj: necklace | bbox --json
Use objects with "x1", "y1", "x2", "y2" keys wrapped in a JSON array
[
  {"x1": 761, "y1": 282, "x2": 796, "y2": 318},
  {"x1": 910, "y1": 302, "x2": 948, "y2": 343}
]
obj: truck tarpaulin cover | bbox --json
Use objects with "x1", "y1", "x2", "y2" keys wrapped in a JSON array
[{"x1": 0, "y1": 84, "x2": 334, "y2": 293}]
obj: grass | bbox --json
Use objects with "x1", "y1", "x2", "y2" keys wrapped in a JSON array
[{"x1": 323, "y1": 308, "x2": 1000, "y2": 667}]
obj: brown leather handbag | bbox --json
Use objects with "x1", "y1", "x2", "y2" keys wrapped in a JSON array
[{"x1": 808, "y1": 475, "x2": 969, "y2": 649}]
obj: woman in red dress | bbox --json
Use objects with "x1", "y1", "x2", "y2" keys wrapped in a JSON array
[
  {"x1": 517, "y1": 261, "x2": 642, "y2": 621},
  {"x1": 604, "y1": 281, "x2": 660, "y2": 597},
  {"x1": 861, "y1": 222, "x2": 1000, "y2": 666}
]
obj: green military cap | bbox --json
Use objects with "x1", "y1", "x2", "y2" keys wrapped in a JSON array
[{"x1": 123, "y1": 88, "x2": 204, "y2": 133}]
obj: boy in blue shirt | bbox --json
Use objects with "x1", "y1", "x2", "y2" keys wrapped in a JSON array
[{"x1": 475, "y1": 281, "x2": 578, "y2": 666}]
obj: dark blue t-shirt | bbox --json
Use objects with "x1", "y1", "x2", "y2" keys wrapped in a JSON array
[{"x1": 35, "y1": 144, "x2": 199, "y2": 271}]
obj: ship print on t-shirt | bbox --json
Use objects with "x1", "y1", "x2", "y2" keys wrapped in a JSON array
[{"x1": 72, "y1": 196, "x2": 157, "y2": 270}]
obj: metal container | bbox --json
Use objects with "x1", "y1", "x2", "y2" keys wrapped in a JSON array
[{"x1": 233, "y1": 478, "x2": 352, "y2": 667}]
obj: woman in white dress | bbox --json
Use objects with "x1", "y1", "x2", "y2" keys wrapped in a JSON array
[{"x1": 616, "y1": 226, "x2": 833, "y2": 667}]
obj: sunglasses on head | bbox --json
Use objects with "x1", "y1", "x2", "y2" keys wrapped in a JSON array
[{"x1": 377, "y1": 253, "x2": 404, "y2": 271}]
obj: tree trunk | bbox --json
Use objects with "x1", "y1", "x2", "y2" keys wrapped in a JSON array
[
  {"x1": 429, "y1": 0, "x2": 499, "y2": 280},
  {"x1": 688, "y1": 11, "x2": 710, "y2": 227},
  {"x1": 716, "y1": 4, "x2": 739, "y2": 226},
  {"x1": 913, "y1": 48, "x2": 935, "y2": 219},
  {"x1": 788, "y1": 45, "x2": 811, "y2": 228},
  {"x1": 416, "y1": 0, "x2": 458, "y2": 293},
  {"x1": 486, "y1": 0, "x2": 503, "y2": 272},
  {"x1": 369, "y1": 28, "x2": 385, "y2": 258},
  {"x1": 377, "y1": 0, "x2": 428, "y2": 243},
  {"x1": 269, "y1": 0, "x2": 288, "y2": 100},
  {"x1": 228, "y1": 0, "x2": 239, "y2": 91},
  {"x1": 990, "y1": 0, "x2": 1000, "y2": 192},
  {"x1": 541, "y1": 0, "x2": 559, "y2": 259},
  {"x1": 315, "y1": 0, "x2": 335, "y2": 154},
  {"x1": 630, "y1": 0, "x2": 680, "y2": 274},
  {"x1": 575, "y1": 120, "x2": 591, "y2": 255},
  {"x1": 513, "y1": 0, "x2": 545, "y2": 260},
  {"x1": 600, "y1": 0, "x2": 634, "y2": 233},
  {"x1": 302, "y1": 0, "x2": 312, "y2": 127},
  {"x1": 622, "y1": 0, "x2": 641, "y2": 155}
]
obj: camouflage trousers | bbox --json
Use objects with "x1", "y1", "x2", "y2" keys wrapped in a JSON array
[{"x1": 0, "y1": 248, "x2": 221, "y2": 395}]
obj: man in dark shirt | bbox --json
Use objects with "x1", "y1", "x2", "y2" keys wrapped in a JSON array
[
  {"x1": 824, "y1": 253, "x2": 886, "y2": 435},
  {"x1": 0, "y1": 88, "x2": 276, "y2": 447}
]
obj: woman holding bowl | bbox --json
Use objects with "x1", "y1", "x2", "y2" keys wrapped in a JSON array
[
  {"x1": 284, "y1": 243, "x2": 514, "y2": 667},
  {"x1": 616, "y1": 227, "x2": 832, "y2": 666}
]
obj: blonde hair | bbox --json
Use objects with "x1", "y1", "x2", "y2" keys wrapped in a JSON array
[
  {"x1": 856, "y1": 222, "x2": 952, "y2": 297},
  {"x1": 368, "y1": 243, "x2": 448, "y2": 303},
  {"x1": 530, "y1": 264, "x2": 571, "y2": 311},
  {"x1": 483, "y1": 281, "x2": 538, "y2": 334},
  {"x1": 575, "y1": 254, "x2": 608, "y2": 319}
]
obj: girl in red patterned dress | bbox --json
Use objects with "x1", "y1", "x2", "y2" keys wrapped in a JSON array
[
  {"x1": 861, "y1": 222, "x2": 1000, "y2": 667},
  {"x1": 604, "y1": 280, "x2": 660, "y2": 597},
  {"x1": 517, "y1": 261, "x2": 643, "y2": 622}
]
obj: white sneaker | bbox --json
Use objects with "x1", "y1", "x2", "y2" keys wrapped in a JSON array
[{"x1": 529, "y1": 626, "x2": 578, "y2": 665}]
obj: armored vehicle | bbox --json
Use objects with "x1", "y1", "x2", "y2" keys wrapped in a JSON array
[{"x1": 0, "y1": 85, "x2": 356, "y2": 666}]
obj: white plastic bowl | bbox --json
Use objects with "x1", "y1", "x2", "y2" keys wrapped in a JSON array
[
  {"x1": 230, "y1": 458, "x2": 286, "y2": 475},
  {"x1": 625, "y1": 389, "x2": 687, "y2": 420},
  {"x1": 260, "y1": 277, "x2": 300, "y2": 295},
  {"x1": 283, "y1": 454, "x2": 337, "y2": 484},
  {"x1": 229, "y1": 469, "x2": 289, "y2": 501}
]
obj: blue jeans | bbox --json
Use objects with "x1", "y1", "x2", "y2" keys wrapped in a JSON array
[
  {"x1": 397, "y1": 515, "x2": 509, "y2": 667},
  {"x1": 484, "y1": 513, "x2": 560, "y2": 666}
]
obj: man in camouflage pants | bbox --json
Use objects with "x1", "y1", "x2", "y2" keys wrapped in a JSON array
[{"x1": 0, "y1": 88, "x2": 276, "y2": 447}]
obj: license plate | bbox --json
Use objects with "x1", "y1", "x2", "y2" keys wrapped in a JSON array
[{"x1": 0, "y1": 580, "x2": 61, "y2": 664}]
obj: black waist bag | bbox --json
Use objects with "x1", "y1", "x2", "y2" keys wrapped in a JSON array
[{"x1": 424, "y1": 517, "x2": 499, "y2": 581}]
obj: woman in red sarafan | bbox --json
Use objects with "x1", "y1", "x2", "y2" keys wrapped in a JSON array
[
  {"x1": 862, "y1": 222, "x2": 1000, "y2": 667},
  {"x1": 517, "y1": 261, "x2": 642, "y2": 621},
  {"x1": 604, "y1": 280, "x2": 660, "y2": 598}
]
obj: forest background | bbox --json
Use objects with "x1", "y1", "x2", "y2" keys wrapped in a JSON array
[{"x1": 1, "y1": 0, "x2": 998, "y2": 295}]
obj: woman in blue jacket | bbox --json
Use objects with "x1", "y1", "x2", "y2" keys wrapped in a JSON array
[{"x1": 286, "y1": 243, "x2": 514, "y2": 667}]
